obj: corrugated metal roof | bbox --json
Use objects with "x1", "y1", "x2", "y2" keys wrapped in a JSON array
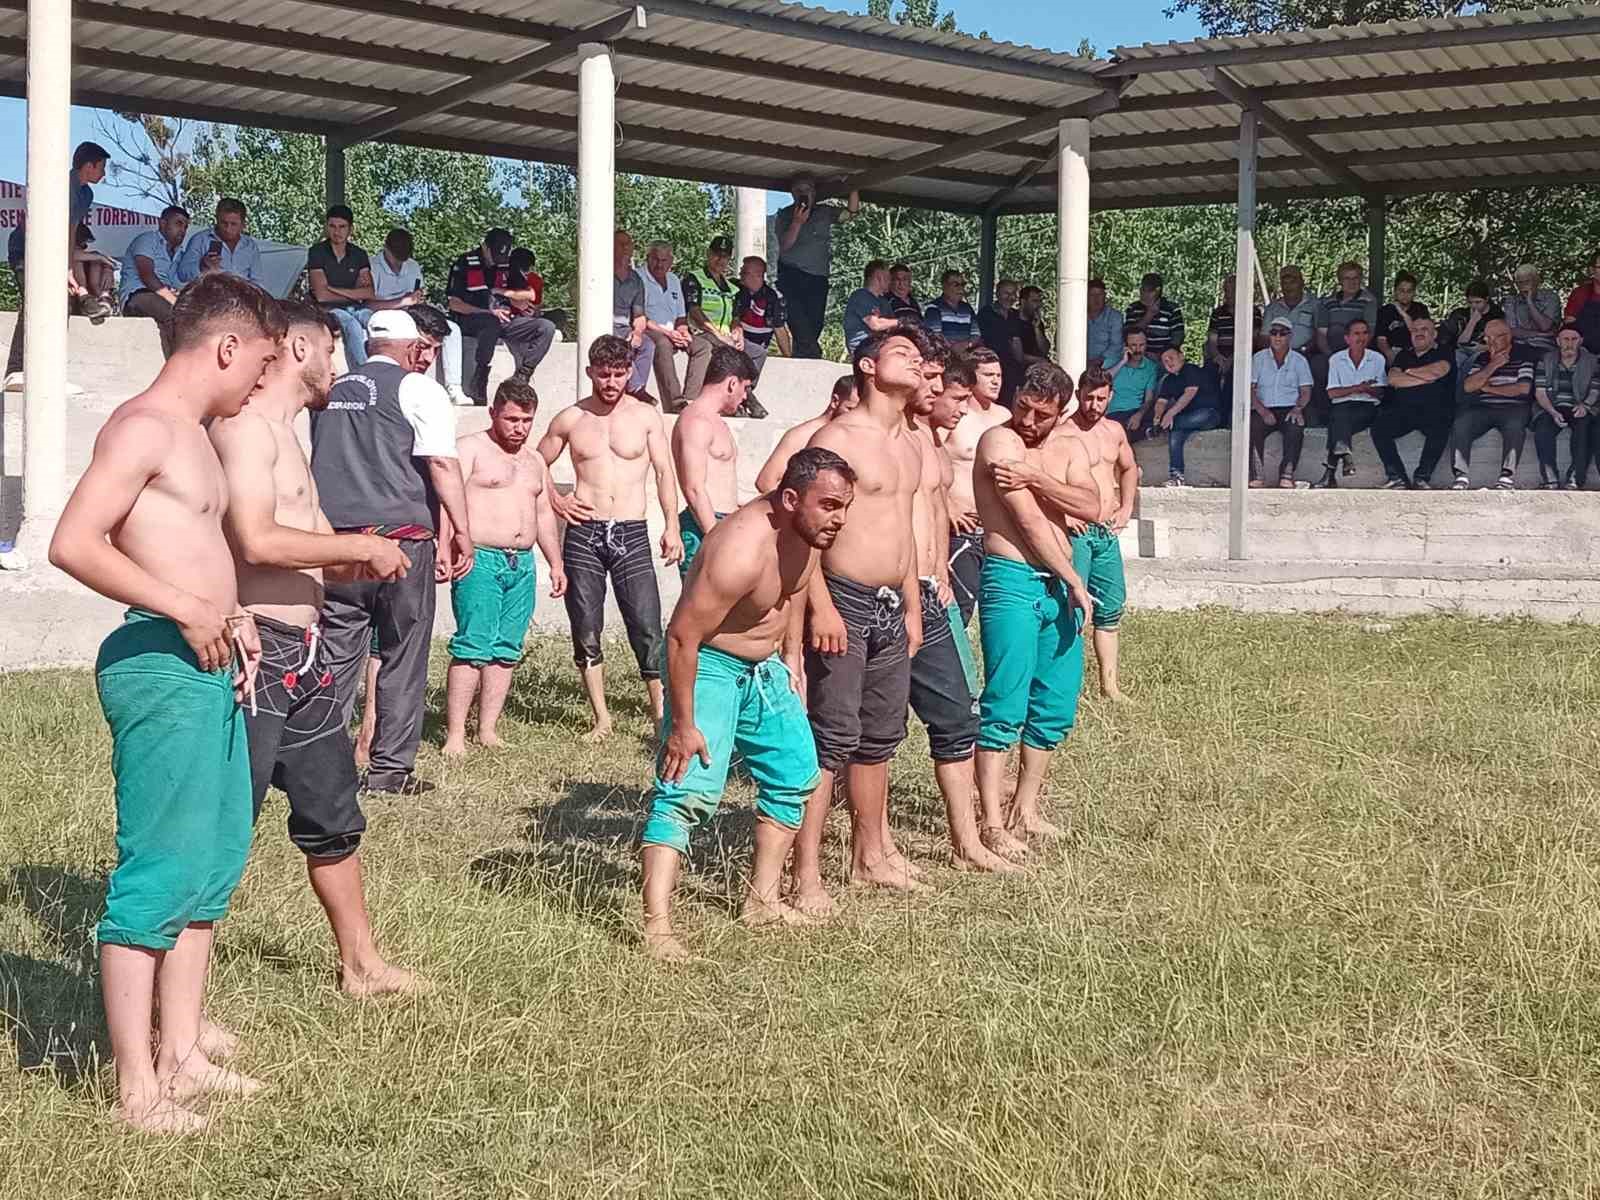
[{"x1": 4, "y1": 1, "x2": 1600, "y2": 213}]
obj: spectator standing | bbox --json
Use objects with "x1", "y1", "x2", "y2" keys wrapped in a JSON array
[
  {"x1": 1315, "y1": 262, "x2": 1379, "y2": 362},
  {"x1": 731, "y1": 254, "x2": 788, "y2": 419},
  {"x1": 177, "y1": 197, "x2": 263, "y2": 285},
  {"x1": 1151, "y1": 345, "x2": 1221, "y2": 487},
  {"x1": 1249, "y1": 317, "x2": 1313, "y2": 487},
  {"x1": 1085, "y1": 279, "x2": 1124, "y2": 370},
  {"x1": 842, "y1": 259, "x2": 897, "y2": 352},
  {"x1": 978, "y1": 278, "x2": 1023, "y2": 401},
  {"x1": 1531, "y1": 321, "x2": 1598, "y2": 489},
  {"x1": 1375, "y1": 271, "x2": 1430, "y2": 365},
  {"x1": 1013, "y1": 285, "x2": 1052, "y2": 365},
  {"x1": 923, "y1": 270, "x2": 978, "y2": 347},
  {"x1": 370, "y1": 227, "x2": 470, "y2": 405},
  {"x1": 310, "y1": 309, "x2": 475, "y2": 796},
  {"x1": 1562, "y1": 249, "x2": 1600, "y2": 354},
  {"x1": 636, "y1": 240, "x2": 691, "y2": 412},
  {"x1": 1503, "y1": 264, "x2": 1561, "y2": 354},
  {"x1": 887, "y1": 263, "x2": 923, "y2": 325},
  {"x1": 1124, "y1": 272, "x2": 1185, "y2": 356},
  {"x1": 1205, "y1": 273, "x2": 1259, "y2": 386},
  {"x1": 1374, "y1": 315, "x2": 1453, "y2": 489},
  {"x1": 1316, "y1": 318, "x2": 1386, "y2": 488},
  {"x1": 681, "y1": 235, "x2": 745, "y2": 407},
  {"x1": 117, "y1": 204, "x2": 190, "y2": 358},
  {"x1": 1453, "y1": 318, "x2": 1535, "y2": 490},
  {"x1": 773, "y1": 173, "x2": 859, "y2": 358},
  {"x1": 306, "y1": 205, "x2": 376, "y2": 366},
  {"x1": 1104, "y1": 327, "x2": 1158, "y2": 435},
  {"x1": 446, "y1": 227, "x2": 556, "y2": 404}
]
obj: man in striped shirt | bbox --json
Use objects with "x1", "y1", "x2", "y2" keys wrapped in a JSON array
[{"x1": 1124, "y1": 272, "x2": 1185, "y2": 357}]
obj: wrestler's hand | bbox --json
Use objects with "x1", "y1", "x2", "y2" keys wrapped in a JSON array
[
  {"x1": 661, "y1": 725, "x2": 711, "y2": 784},
  {"x1": 176, "y1": 595, "x2": 231, "y2": 673},
  {"x1": 360, "y1": 535, "x2": 411, "y2": 582},
  {"x1": 450, "y1": 532, "x2": 475, "y2": 580},
  {"x1": 937, "y1": 578, "x2": 954, "y2": 608},
  {"x1": 991, "y1": 458, "x2": 1042, "y2": 491},
  {"x1": 906, "y1": 616, "x2": 924, "y2": 660},
  {"x1": 1067, "y1": 580, "x2": 1095, "y2": 623},
  {"x1": 810, "y1": 604, "x2": 847, "y2": 655},
  {"x1": 549, "y1": 488, "x2": 594, "y2": 524},
  {"x1": 661, "y1": 530, "x2": 684, "y2": 565},
  {"x1": 548, "y1": 566, "x2": 568, "y2": 598},
  {"x1": 227, "y1": 612, "x2": 261, "y2": 705},
  {"x1": 434, "y1": 551, "x2": 451, "y2": 583},
  {"x1": 784, "y1": 654, "x2": 806, "y2": 702},
  {"x1": 952, "y1": 507, "x2": 980, "y2": 534},
  {"x1": 1060, "y1": 514, "x2": 1088, "y2": 537},
  {"x1": 1109, "y1": 510, "x2": 1131, "y2": 535}
]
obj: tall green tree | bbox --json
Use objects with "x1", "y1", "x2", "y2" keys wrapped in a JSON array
[{"x1": 1166, "y1": 0, "x2": 1543, "y2": 36}]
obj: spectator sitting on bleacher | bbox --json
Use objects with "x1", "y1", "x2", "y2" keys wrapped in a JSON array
[
  {"x1": 1124, "y1": 272, "x2": 1184, "y2": 356},
  {"x1": 1453, "y1": 317, "x2": 1535, "y2": 490},
  {"x1": 1315, "y1": 262, "x2": 1378, "y2": 367},
  {"x1": 887, "y1": 263, "x2": 923, "y2": 325},
  {"x1": 118, "y1": 204, "x2": 190, "y2": 359},
  {"x1": 681, "y1": 235, "x2": 744, "y2": 407},
  {"x1": 370, "y1": 226, "x2": 469, "y2": 405},
  {"x1": 1086, "y1": 279, "x2": 1123, "y2": 370},
  {"x1": 1375, "y1": 271, "x2": 1430, "y2": 365},
  {"x1": 1013, "y1": 285, "x2": 1052, "y2": 368},
  {"x1": 1249, "y1": 316, "x2": 1313, "y2": 488},
  {"x1": 177, "y1": 197, "x2": 263, "y2": 286},
  {"x1": 1105, "y1": 326, "x2": 1158, "y2": 436},
  {"x1": 730, "y1": 254, "x2": 785, "y2": 420},
  {"x1": 446, "y1": 226, "x2": 555, "y2": 404},
  {"x1": 1205, "y1": 273, "x2": 1259, "y2": 389},
  {"x1": 1316, "y1": 317, "x2": 1386, "y2": 489},
  {"x1": 923, "y1": 270, "x2": 977, "y2": 347},
  {"x1": 1374, "y1": 315, "x2": 1453, "y2": 490},
  {"x1": 1504, "y1": 264, "x2": 1561, "y2": 354},
  {"x1": 637, "y1": 240, "x2": 690, "y2": 413},
  {"x1": 1440, "y1": 279, "x2": 1503, "y2": 396},
  {"x1": 1151, "y1": 344, "x2": 1221, "y2": 487},
  {"x1": 1531, "y1": 320, "x2": 1598, "y2": 490},
  {"x1": 306, "y1": 205, "x2": 376, "y2": 366},
  {"x1": 1562, "y1": 249, "x2": 1600, "y2": 354}
]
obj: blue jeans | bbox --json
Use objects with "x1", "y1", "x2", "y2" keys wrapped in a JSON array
[
  {"x1": 329, "y1": 306, "x2": 373, "y2": 367},
  {"x1": 1166, "y1": 404, "x2": 1220, "y2": 474}
]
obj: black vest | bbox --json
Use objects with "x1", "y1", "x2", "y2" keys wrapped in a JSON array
[{"x1": 309, "y1": 358, "x2": 435, "y2": 531}]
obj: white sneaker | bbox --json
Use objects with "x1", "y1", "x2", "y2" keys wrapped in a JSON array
[
  {"x1": 447, "y1": 386, "x2": 473, "y2": 407},
  {"x1": 0, "y1": 545, "x2": 29, "y2": 572}
]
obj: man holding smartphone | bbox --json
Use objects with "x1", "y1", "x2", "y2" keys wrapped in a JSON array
[
  {"x1": 774, "y1": 174, "x2": 859, "y2": 360},
  {"x1": 177, "y1": 197, "x2": 264, "y2": 286}
]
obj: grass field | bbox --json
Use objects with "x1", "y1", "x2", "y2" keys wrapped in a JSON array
[{"x1": 3, "y1": 610, "x2": 1600, "y2": 1197}]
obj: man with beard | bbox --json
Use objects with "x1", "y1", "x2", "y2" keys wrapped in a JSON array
[
  {"x1": 641, "y1": 448, "x2": 856, "y2": 961},
  {"x1": 440, "y1": 378, "x2": 568, "y2": 756},
  {"x1": 210, "y1": 300, "x2": 426, "y2": 1001},
  {"x1": 789, "y1": 331, "x2": 928, "y2": 915},
  {"x1": 972, "y1": 364, "x2": 1095, "y2": 851},
  {"x1": 944, "y1": 346, "x2": 1011, "y2": 625},
  {"x1": 539, "y1": 335, "x2": 683, "y2": 739}
]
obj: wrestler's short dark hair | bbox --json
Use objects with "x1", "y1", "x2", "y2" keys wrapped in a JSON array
[
  {"x1": 1015, "y1": 360, "x2": 1073, "y2": 408},
  {"x1": 494, "y1": 378, "x2": 538, "y2": 410},
  {"x1": 943, "y1": 355, "x2": 977, "y2": 390},
  {"x1": 408, "y1": 303, "x2": 450, "y2": 343},
  {"x1": 1076, "y1": 364, "x2": 1110, "y2": 398},
  {"x1": 779, "y1": 446, "x2": 856, "y2": 495},
  {"x1": 703, "y1": 344, "x2": 757, "y2": 388},
  {"x1": 278, "y1": 298, "x2": 337, "y2": 338},
  {"x1": 171, "y1": 273, "x2": 287, "y2": 352},
  {"x1": 588, "y1": 333, "x2": 635, "y2": 372},
  {"x1": 851, "y1": 328, "x2": 917, "y2": 393},
  {"x1": 831, "y1": 374, "x2": 856, "y2": 405},
  {"x1": 921, "y1": 329, "x2": 950, "y2": 368},
  {"x1": 893, "y1": 322, "x2": 935, "y2": 361},
  {"x1": 966, "y1": 345, "x2": 1000, "y2": 367}
]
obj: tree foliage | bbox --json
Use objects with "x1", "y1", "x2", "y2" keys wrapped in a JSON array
[{"x1": 1166, "y1": 0, "x2": 1543, "y2": 37}]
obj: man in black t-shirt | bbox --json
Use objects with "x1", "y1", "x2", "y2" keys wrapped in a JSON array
[
  {"x1": 1373, "y1": 315, "x2": 1453, "y2": 488},
  {"x1": 306, "y1": 205, "x2": 375, "y2": 365},
  {"x1": 1375, "y1": 271, "x2": 1431, "y2": 365}
]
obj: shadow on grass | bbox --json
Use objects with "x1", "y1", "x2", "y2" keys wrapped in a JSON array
[{"x1": 0, "y1": 865, "x2": 110, "y2": 1086}]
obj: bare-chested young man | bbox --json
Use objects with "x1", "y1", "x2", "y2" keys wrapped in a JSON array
[
  {"x1": 440, "y1": 378, "x2": 567, "y2": 756},
  {"x1": 209, "y1": 300, "x2": 426, "y2": 1001},
  {"x1": 641, "y1": 447, "x2": 856, "y2": 961},
  {"x1": 539, "y1": 334, "x2": 683, "y2": 739},
  {"x1": 48, "y1": 274, "x2": 283, "y2": 1134},
  {"x1": 972, "y1": 362, "x2": 1096, "y2": 852},
  {"x1": 672, "y1": 343, "x2": 757, "y2": 575},
  {"x1": 1002, "y1": 367, "x2": 1139, "y2": 701},
  {"x1": 944, "y1": 345, "x2": 1011, "y2": 625},
  {"x1": 754, "y1": 374, "x2": 858, "y2": 492},
  {"x1": 908, "y1": 352, "x2": 1017, "y2": 874},
  {"x1": 790, "y1": 330, "x2": 929, "y2": 914}
]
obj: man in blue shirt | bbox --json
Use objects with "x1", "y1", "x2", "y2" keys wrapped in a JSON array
[
  {"x1": 177, "y1": 197, "x2": 263, "y2": 286},
  {"x1": 842, "y1": 259, "x2": 897, "y2": 352},
  {"x1": 119, "y1": 205, "x2": 191, "y2": 358},
  {"x1": 923, "y1": 270, "x2": 977, "y2": 347}
]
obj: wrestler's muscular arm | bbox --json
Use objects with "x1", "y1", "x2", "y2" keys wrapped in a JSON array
[
  {"x1": 50, "y1": 414, "x2": 235, "y2": 673},
  {"x1": 993, "y1": 451, "x2": 1099, "y2": 528},
  {"x1": 901, "y1": 436, "x2": 924, "y2": 659},
  {"x1": 988, "y1": 430, "x2": 1094, "y2": 618},
  {"x1": 647, "y1": 408, "x2": 684, "y2": 564},
  {"x1": 801, "y1": 422, "x2": 851, "y2": 655},
  {"x1": 673, "y1": 412, "x2": 720, "y2": 536},
  {"x1": 532, "y1": 455, "x2": 568, "y2": 598},
  {"x1": 436, "y1": 435, "x2": 470, "y2": 578},
  {"x1": 1109, "y1": 426, "x2": 1138, "y2": 532},
  {"x1": 755, "y1": 424, "x2": 807, "y2": 493},
  {"x1": 536, "y1": 408, "x2": 593, "y2": 523}
]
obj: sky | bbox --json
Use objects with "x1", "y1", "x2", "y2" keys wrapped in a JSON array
[{"x1": 0, "y1": 0, "x2": 1206, "y2": 214}]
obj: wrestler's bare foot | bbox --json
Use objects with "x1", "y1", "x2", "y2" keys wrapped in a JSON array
[
  {"x1": 642, "y1": 921, "x2": 691, "y2": 963},
  {"x1": 581, "y1": 719, "x2": 613, "y2": 744},
  {"x1": 787, "y1": 884, "x2": 838, "y2": 919},
  {"x1": 162, "y1": 1054, "x2": 267, "y2": 1103},
  {"x1": 885, "y1": 847, "x2": 925, "y2": 879},
  {"x1": 195, "y1": 1015, "x2": 239, "y2": 1062},
  {"x1": 852, "y1": 856, "x2": 933, "y2": 893},
  {"x1": 1011, "y1": 814, "x2": 1065, "y2": 840},
  {"x1": 113, "y1": 1092, "x2": 208, "y2": 1136},
  {"x1": 1100, "y1": 685, "x2": 1127, "y2": 703},
  {"x1": 477, "y1": 728, "x2": 503, "y2": 749},
  {"x1": 441, "y1": 736, "x2": 467, "y2": 758},
  {"x1": 951, "y1": 843, "x2": 1024, "y2": 874},
  {"x1": 981, "y1": 825, "x2": 1031, "y2": 860},
  {"x1": 340, "y1": 961, "x2": 433, "y2": 1000},
  {"x1": 741, "y1": 893, "x2": 816, "y2": 929}
]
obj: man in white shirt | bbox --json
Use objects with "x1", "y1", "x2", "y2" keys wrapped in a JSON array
[
  {"x1": 370, "y1": 227, "x2": 469, "y2": 404},
  {"x1": 1249, "y1": 316, "x2": 1314, "y2": 487},
  {"x1": 636, "y1": 241, "x2": 691, "y2": 411},
  {"x1": 1317, "y1": 317, "x2": 1386, "y2": 488}
]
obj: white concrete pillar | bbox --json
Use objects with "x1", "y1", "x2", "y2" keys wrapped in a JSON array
[
  {"x1": 21, "y1": 0, "x2": 72, "y2": 525},
  {"x1": 1228, "y1": 111, "x2": 1259, "y2": 562},
  {"x1": 1056, "y1": 117, "x2": 1090, "y2": 381},
  {"x1": 576, "y1": 43, "x2": 616, "y2": 398},
  {"x1": 735, "y1": 187, "x2": 766, "y2": 264}
]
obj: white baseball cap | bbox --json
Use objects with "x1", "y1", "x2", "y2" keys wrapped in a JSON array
[{"x1": 367, "y1": 310, "x2": 419, "y2": 340}]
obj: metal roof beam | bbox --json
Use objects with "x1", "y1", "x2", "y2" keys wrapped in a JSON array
[
  {"x1": 981, "y1": 148, "x2": 1060, "y2": 214},
  {"x1": 1103, "y1": 13, "x2": 1600, "y2": 75},
  {"x1": 336, "y1": 6, "x2": 647, "y2": 146},
  {"x1": 1205, "y1": 68, "x2": 1367, "y2": 193},
  {"x1": 280, "y1": 0, "x2": 1045, "y2": 117},
  {"x1": 833, "y1": 88, "x2": 1122, "y2": 197}
]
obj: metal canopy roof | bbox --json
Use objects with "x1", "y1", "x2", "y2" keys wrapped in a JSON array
[{"x1": 2, "y1": 1, "x2": 1598, "y2": 215}]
